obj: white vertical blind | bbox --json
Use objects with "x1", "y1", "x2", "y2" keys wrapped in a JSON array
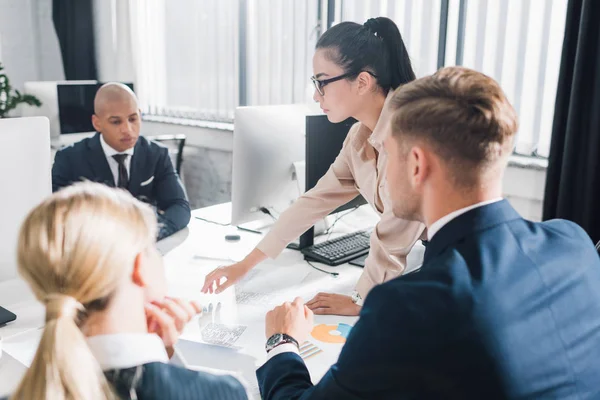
[
  {"x1": 336, "y1": 0, "x2": 442, "y2": 77},
  {"x1": 451, "y1": 0, "x2": 568, "y2": 157},
  {"x1": 127, "y1": 0, "x2": 568, "y2": 157},
  {"x1": 246, "y1": 0, "x2": 319, "y2": 107}
]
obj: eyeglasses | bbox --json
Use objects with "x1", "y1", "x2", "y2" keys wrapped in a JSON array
[{"x1": 310, "y1": 71, "x2": 378, "y2": 96}]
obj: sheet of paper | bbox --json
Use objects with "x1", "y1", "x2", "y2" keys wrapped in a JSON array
[
  {"x1": 2, "y1": 328, "x2": 43, "y2": 367},
  {"x1": 200, "y1": 323, "x2": 247, "y2": 348},
  {"x1": 235, "y1": 291, "x2": 275, "y2": 306}
]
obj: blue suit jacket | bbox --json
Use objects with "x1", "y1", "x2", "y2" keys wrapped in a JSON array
[
  {"x1": 105, "y1": 362, "x2": 248, "y2": 399},
  {"x1": 2, "y1": 362, "x2": 249, "y2": 400},
  {"x1": 257, "y1": 200, "x2": 600, "y2": 399},
  {"x1": 52, "y1": 133, "x2": 191, "y2": 240}
]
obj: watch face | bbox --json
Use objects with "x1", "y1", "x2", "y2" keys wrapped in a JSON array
[{"x1": 267, "y1": 333, "x2": 282, "y2": 347}]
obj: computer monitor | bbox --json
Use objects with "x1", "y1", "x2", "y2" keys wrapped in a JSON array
[
  {"x1": 0, "y1": 117, "x2": 52, "y2": 282},
  {"x1": 231, "y1": 104, "x2": 310, "y2": 226},
  {"x1": 298, "y1": 116, "x2": 367, "y2": 248},
  {"x1": 22, "y1": 81, "x2": 134, "y2": 139},
  {"x1": 305, "y1": 115, "x2": 367, "y2": 212},
  {"x1": 57, "y1": 82, "x2": 135, "y2": 134}
]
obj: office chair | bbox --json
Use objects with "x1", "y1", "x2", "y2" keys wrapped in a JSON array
[{"x1": 151, "y1": 134, "x2": 186, "y2": 176}]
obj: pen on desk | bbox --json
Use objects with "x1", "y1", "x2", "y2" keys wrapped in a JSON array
[
  {"x1": 193, "y1": 255, "x2": 234, "y2": 262},
  {"x1": 236, "y1": 226, "x2": 263, "y2": 235}
]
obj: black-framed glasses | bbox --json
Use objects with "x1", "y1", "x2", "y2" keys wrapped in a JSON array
[{"x1": 310, "y1": 71, "x2": 378, "y2": 96}]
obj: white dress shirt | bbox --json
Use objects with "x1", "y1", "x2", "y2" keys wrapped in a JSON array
[
  {"x1": 86, "y1": 333, "x2": 171, "y2": 371},
  {"x1": 265, "y1": 198, "x2": 504, "y2": 363},
  {"x1": 87, "y1": 333, "x2": 254, "y2": 398},
  {"x1": 427, "y1": 198, "x2": 503, "y2": 240},
  {"x1": 99, "y1": 134, "x2": 135, "y2": 187}
]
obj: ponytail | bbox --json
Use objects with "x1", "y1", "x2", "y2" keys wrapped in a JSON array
[
  {"x1": 364, "y1": 17, "x2": 416, "y2": 88},
  {"x1": 11, "y1": 294, "x2": 114, "y2": 400},
  {"x1": 316, "y1": 17, "x2": 416, "y2": 92}
]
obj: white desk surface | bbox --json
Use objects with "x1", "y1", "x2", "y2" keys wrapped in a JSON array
[{"x1": 0, "y1": 202, "x2": 424, "y2": 398}]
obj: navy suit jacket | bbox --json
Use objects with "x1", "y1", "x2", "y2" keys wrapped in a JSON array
[
  {"x1": 1, "y1": 362, "x2": 249, "y2": 400},
  {"x1": 257, "y1": 200, "x2": 600, "y2": 399},
  {"x1": 52, "y1": 133, "x2": 191, "y2": 240},
  {"x1": 105, "y1": 362, "x2": 248, "y2": 399}
]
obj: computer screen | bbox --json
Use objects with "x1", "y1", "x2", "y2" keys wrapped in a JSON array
[
  {"x1": 231, "y1": 104, "x2": 309, "y2": 226},
  {"x1": 305, "y1": 115, "x2": 367, "y2": 213},
  {"x1": 297, "y1": 115, "x2": 368, "y2": 249},
  {"x1": 0, "y1": 117, "x2": 51, "y2": 282},
  {"x1": 57, "y1": 82, "x2": 135, "y2": 134}
]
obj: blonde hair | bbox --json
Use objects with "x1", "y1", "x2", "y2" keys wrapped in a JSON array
[
  {"x1": 390, "y1": 66, "x2": 519, "y2": 187},
  {"x1": 11, "y1": 182, "x2": 157, "y2": 400}
]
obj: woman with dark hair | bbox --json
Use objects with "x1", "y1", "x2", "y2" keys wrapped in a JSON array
[{"x1": 203, "y1": 17, "x2": 426, "y2": 316}]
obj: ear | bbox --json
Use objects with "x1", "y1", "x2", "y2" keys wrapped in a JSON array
[
  {"x1": 356, "y1": 71, "x2": 376, "y2": 95},
  {"x1": 91, "y1": 114, "x2": 102, "y2": 132},
  {"x1": 131, "y1": 252, "x2": 146, "y2": 288},
  {"x1": 408, "y1": 146, "x2": 431, "y2": 189}
]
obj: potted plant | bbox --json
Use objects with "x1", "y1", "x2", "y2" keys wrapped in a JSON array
[{"x1": 0, "y1": 62, "x2": 42, "y2": 118}]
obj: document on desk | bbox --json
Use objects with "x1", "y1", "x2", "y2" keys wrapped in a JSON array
[
  {"x1": 2, "y1": 328, "x2": 43, "y2": 367},
  {"x1": 180, "y1": 302, "x2": 247, "y2": 349},
  {"x1": 235, "y1": 291, "x2": 275, "y2": 306},
  {"x1": 200, "y1": 323, "x2": 247, "y2": 348}
]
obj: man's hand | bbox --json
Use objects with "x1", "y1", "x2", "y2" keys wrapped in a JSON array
[
  {"x1": 145, "y1": 297, "x2": 203, "y2": 357},
  {"x1": 265, "y1": 297, "x2": 314, "y2": 344},
  {"x1": 306, "y1": 293, "x2": 361, "y2": 316}
]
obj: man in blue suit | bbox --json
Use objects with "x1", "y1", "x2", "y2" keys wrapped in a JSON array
[
  {"x1": 257, "y1": 67, "x2": 600, "y2": 399},
  {"x1": 52, "y1": 83, "x2": 191, "y2": 240}
]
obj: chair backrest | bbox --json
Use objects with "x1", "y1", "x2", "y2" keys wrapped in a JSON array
[{"x1": 151, "y1": 134, "x2": 186, "y2": 176}]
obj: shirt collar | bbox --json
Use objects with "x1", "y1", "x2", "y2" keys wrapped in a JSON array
[
  {"x1": 367, "y1": 90, "x2": 395, "y2": 149},
  {"x1": 427, "y1": 198, "x2": 504, "y2": 240},
  {"x1": 86, "y1": 333, "x2": 168, "y2": 371},
  {"x1": 99, "y1": 134, "x2": 135, "y2": 158}
]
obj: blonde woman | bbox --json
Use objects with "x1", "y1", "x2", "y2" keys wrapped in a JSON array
[{"x1": 8, "y1": 182, "x2": 248, "y2": 400}]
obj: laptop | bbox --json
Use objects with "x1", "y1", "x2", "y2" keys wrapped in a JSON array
[{"x1": 0, "y1": 306, "x2": 16, "y2": 326}]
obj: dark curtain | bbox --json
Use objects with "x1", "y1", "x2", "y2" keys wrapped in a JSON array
[
  {"x1": 543, "y1": 0, "x2": 600, "y2": 243},
  {"x1": 53, "y1": 0, "x2": 98, "y2": 80}
]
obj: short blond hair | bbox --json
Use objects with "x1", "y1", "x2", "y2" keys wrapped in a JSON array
[
  {"x1": 390, "y1": 66, "x2": 519, "y2": 186},
  {"x1": 12, "y1": 182, "x2": 156, "y2": 400}
]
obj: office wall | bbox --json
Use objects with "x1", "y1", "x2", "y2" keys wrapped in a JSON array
[
  {"x1": 503, "y1": 164, "x2": 546, "y2": 221},
  {"x1": 0, "y1": 0, "x2": 64, "y2": 92},
  {"x1": 143, "y1": 120, "x2": 233, "y2": 209},
  {"x1": 143, "y1": 121, "x2": 547, "y2": 218}
]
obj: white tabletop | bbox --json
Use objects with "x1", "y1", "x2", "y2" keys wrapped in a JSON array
[{"x1": 0, "y1": 202, "x2": 424, "y2": 398}]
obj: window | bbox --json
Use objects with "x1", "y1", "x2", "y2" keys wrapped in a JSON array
[
  {"x1": 334, "y1": 0, "x2": 442, "y2": 77},
  {"x1": 129, "y1": 0, "x2": 318, "y2": 123},
  {"x1": 130, "y1": 0, "x2": 568, "y2": 157},
  {"x1": 448, "y1": 0, "x2": 568, "y2": 157}
]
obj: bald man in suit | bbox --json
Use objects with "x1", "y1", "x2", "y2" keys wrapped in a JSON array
[{"x1": 52, "y1": 83, "x2": 191, "y2": 240}]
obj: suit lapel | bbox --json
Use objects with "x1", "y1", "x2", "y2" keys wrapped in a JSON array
[
  {"x1": 87, "y1": 133, "x2": 116, "y2": 187},
  {"x1": 423, "y1": 200, "x2": 522, "y2": 265},
  {"x1": 127, "y1": 138, "x2": 145, "y2": 197}
]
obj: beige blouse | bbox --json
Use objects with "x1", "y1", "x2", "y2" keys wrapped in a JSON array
[{"x1": 257, "y1": 93, "x2": 426, "y2": 298}]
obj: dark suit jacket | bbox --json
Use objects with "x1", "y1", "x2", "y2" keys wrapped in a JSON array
[
  {"x1": 257, "y1": 200, "x2": 600, "y2": 399},
  {"x1": 0, "y1": 362, "x2": 248, "y2": 400},
  {"x1": 52, "y1": 133, "x2": 191, "y2": 240},
  {"x1": 105, "y1": 362, "x2": 248, "y2": 400}
]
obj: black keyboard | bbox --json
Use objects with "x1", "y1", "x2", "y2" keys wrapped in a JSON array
[{"x1": 301, "y1": 230, "x2": 371, "y2": 266}]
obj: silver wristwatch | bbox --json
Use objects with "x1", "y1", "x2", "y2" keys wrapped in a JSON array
[
  {"x1": 265, "y1": 333, "x2": 299, "y2": 353},
  {"x1": 351, "y1": 291, "x2": 363, "y2": 305}
]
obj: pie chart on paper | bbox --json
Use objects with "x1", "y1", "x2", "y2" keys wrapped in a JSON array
[{"x1": 311, "y1": 323, "x2": 353, "y2": 344}]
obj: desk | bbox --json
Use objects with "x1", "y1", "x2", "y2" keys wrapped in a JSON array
[{"x1": 0, "y1": 202, "x2": 424, "y2": 398}]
